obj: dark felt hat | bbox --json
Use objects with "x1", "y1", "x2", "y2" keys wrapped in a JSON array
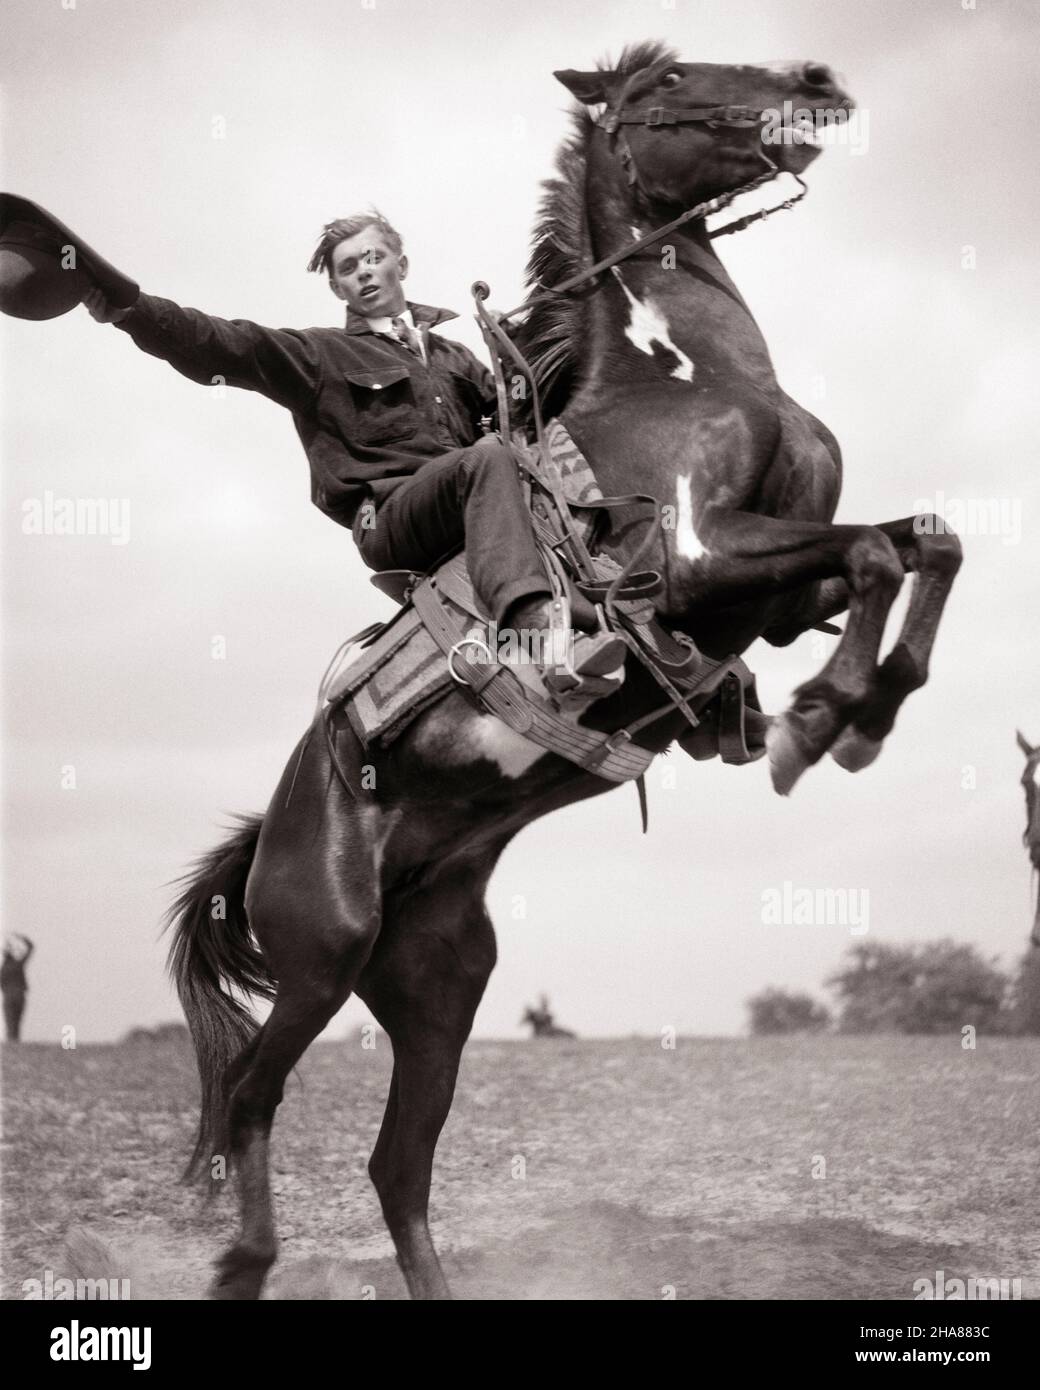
[{"x1": 0, "y1": 194, "x2": 139, "y2": 320}]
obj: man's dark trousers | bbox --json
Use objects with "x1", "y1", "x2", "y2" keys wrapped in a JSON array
[{"x1": 355, "y1": 435, "x2": 550, "y2": 625}]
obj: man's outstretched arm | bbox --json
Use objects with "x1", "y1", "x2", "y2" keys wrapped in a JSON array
[{"x1": 85, "y1": 287, "x2": 322, "y2": 413}]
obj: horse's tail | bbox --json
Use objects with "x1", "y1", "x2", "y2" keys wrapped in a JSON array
[{"x1": 164, "y1": 813, "x2": 274, "y2": 1184}]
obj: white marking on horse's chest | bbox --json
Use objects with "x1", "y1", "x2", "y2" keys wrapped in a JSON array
[
  {"x1": 610, "y1": 267, "x2": 695, "y2": 383},
  {"x1": 675, "y1": 474, "x2": 708, "y2": 560},
  {"x1": 1032, "y1": 761, "x2": 1040, "y2": 789}
]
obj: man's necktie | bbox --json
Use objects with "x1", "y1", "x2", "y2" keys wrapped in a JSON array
[{"x1": 391, "y1": 316, "x2": 423, "y2": 359}]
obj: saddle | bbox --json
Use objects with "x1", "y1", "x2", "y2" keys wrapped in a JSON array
[{"x1": 319, "y1": 420, "x2": 768, "y2": 800}]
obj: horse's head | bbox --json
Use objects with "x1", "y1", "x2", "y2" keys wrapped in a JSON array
[
  {"x1": 1018, "y1": 730, "x2": 1040, "y2": 858},
  {"x1": 555, "y1": 51, "x2": 853, "y2": 208}
]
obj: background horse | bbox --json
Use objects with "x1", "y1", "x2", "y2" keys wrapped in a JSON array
[
  {"x1": 1017, "y1": 731, "x2": 1040, "y2": 946},
  {"x1": 168, "y1": 43, "x2": 960, "y2": 1299}
]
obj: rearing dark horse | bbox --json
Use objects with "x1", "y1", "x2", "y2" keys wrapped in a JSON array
[{"x1": 168, "y1": 43, "x2": 960, "y2": 1300}]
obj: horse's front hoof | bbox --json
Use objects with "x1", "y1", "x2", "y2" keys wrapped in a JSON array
[
  {"x1": 766, "y1": 714, "x2": 814, "y2": 796},
  {"x1": 830, "y1": 726, "x2": 883, "y2": 773}
]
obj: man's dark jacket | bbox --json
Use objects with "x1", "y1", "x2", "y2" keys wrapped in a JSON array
[{"x1": 114, "y1": 295, "x2": 497, "y2": 527}]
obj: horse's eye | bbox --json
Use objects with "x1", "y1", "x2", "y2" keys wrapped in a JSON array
[{"x1": 662, "y1": 71, "x2": 682, "y2": 88}]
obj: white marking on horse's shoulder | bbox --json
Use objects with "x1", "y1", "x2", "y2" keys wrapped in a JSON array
[
  {"x1": 469, "y1": 715, "x2": 547, "y2": 778},
  {"x1": 675, "y1": 474, "x2": 708, "y2": 560},
  {"x1": 609, "y1": 267, "x2": 695, "y2": 383}
]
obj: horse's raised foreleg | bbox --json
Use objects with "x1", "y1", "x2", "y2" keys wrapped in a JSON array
[
  {"x1": 211, "y1": 739, "x2": 383, "y2": 1300},
  {"x1": 357, "y1": 859, "x2": 499, "y2": 1300},
  {"x1": 682, "y1": 510, "x2": 906, "y2": 793},
  {"x1": 829, "y1": 515, "x2": 962, "y2": 770}
]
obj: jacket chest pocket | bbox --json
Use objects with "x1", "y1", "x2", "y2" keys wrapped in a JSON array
[{"x1": 345, "y1": 365, "x2": 419, "y2": 445}]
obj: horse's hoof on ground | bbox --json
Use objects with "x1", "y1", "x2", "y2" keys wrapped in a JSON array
[
  {"x1": 210, "y1": 1272, "x2": 265, "y2": 1300},
  {"x1": 766, "y1": 716, "x2": 813, "y2": 796},
  {"x1": 830, "y1": 727, "x2": 883, "y2": 773},
  {"x1": 209, "y1": 1250, "x2": 272, "y2": 1300}
]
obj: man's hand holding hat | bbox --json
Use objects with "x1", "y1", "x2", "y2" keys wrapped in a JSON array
[
  {"x1": 83, "y1": 286, "x2": 133, "y2": 324},
  {"x1": 0, "y1": 194, "x2": 139, "y2": 321}
]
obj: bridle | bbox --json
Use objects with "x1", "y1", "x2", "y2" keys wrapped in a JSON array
[
  {"x1": 491, "y1": 97, "x2": 809, "y2": 328},
  {"x1": 599, "y1": 100, "x2": 775, "y2": 195},
  {"x1": 477, "y1": 91, "x2": 810, "y2": 432}
]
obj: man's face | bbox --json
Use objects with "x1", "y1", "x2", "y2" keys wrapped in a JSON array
[{"x1": 329, "y1": 230, "x2": 408, "y2": 317}]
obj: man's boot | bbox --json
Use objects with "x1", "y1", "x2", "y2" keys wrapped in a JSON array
[{"x1": 507, "y1": 595, "x2": 626, "y2": 700}]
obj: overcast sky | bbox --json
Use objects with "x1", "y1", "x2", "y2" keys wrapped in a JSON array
[{"x1": 3, "y1": 0, "x2": 1038, "y2": 1042}]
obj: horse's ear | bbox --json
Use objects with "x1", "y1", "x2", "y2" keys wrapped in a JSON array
[
  {"x1": 1017, "y1": 730, "x2": 1036, "y2": 756},
  {"x1": 554, "y1": 68, "x2": 615, "y2": 105}
]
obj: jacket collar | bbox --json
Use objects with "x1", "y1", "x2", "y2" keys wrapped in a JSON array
[{"x1": 344, "y1": 300, "x2": 459, "y2": 336}]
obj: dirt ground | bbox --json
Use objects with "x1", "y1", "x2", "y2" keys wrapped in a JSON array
[{"x1": 2, "y1": 1034, "x2": 1037, "y2": 1300}]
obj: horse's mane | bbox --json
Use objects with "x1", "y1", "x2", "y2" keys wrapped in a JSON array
[{"x1": 514, "y1": 40, "x2": 678, "y2": 421}]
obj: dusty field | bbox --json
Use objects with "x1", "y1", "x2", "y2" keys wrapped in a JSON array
[{"x1": 2, "y1": 1035, "x2": 1037, "y2": 1300}]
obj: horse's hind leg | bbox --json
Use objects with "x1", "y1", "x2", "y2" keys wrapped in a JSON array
[
  {"x1": 356, "y1": 860, "x2": 498, "y2": 1300},
  {"x1": 213, "y1": 748, "x2": 383, "y2": 1299}
]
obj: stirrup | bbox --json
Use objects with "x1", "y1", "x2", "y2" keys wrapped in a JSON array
[{"x1": 543, "y1": 630, "x2": 626, "y2": 699}]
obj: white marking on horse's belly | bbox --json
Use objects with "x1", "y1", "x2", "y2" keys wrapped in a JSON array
[
  {"x1": 675, "y1": 474, "x2": 708, "y2": 560},
  {"x1": 610, "y1": 267, "x2": 694, "y2": 382}
]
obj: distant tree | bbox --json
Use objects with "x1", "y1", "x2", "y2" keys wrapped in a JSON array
[
  {"x1": 827, "y1": 939, "x2": 1009, "y2": 1035},
  {"x1": 1006, "y1": 949, "x2": 1040, "y2": 1035},
  {"x1": 747, "y1": 987, "x2": 831, "y2": 1035}
]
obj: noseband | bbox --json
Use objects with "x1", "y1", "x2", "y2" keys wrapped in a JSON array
[{"x1": 595, "y1": 101, "x2": 770, "y2": 195}]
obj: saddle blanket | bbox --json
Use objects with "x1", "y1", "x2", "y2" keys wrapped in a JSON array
[{"x1": 332, "y1": 607, "x2": 454, "y2": 749}]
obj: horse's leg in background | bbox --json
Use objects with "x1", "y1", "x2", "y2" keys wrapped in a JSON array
[
  {"x1": 357, "y1": 856, "x2": 500, "y2": 1300},
  {"x1": 682, "y1": 510, "x2": 906, "y2": 792},
  {"x1": 212, "y1": 742, "x2": 383, "y2": 1300},
  {"x1": 829, "y1": 515, "x2": 962, "y2": 770}
]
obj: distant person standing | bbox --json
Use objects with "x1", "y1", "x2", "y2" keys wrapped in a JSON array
[{"x1": 1, "y1": 935, "x2": 34, "y2": 1042}]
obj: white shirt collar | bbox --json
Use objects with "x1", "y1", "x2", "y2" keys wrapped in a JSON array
[
  {"x1": 362, "y1": 306, "x2": 415, "y2": 335},
  {"x1": 361, "y1": 306, "x2": 425, "y2": 360}
]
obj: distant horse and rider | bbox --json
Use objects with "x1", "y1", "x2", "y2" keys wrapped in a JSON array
[
  {"x1": 3, "y1": 43, "x2": 962, "y2": 1299},
  {"x1": 521, "y1": 995, "x2": 576, "y2": 1039}
]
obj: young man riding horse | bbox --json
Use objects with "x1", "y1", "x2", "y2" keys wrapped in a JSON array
[{"x1": 78, "y1": 212, "x2": 624, "y2": 697}]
